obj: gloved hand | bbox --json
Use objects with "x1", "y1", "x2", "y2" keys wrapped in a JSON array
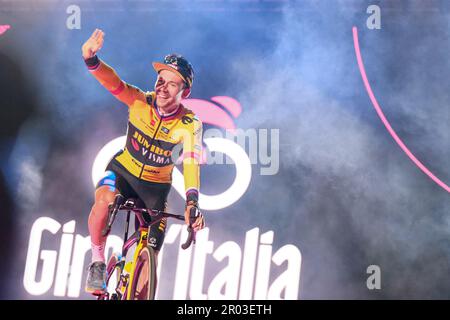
[{"x1": 184, "y1": 200, "x2": 205, "y2": 232}]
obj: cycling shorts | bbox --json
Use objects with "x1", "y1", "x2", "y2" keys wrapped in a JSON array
[{"x1": 96, "y1": 158, "x2": 171, "y2": 251}]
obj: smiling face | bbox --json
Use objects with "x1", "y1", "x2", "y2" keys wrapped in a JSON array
[{"x1": 154, "y1": 69, "x2": 190, "y2": 111}]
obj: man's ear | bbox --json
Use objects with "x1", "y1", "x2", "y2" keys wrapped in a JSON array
[{"x1": 181, "y1": 87, "x2": 191, "y2": 99}]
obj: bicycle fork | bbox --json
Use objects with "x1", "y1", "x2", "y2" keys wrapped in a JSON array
[{"x1": 125, "y1": 227, "x2": 149, "y2": 300}]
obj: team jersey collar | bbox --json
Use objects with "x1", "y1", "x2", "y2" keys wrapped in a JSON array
[{"x1": 153, "y1": 100, "x2": 182, "y2": 121}]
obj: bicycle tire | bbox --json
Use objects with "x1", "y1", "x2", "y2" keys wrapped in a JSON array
[
  {"x1": 129, "y1": 245, "x2": 157, "y2": 300},
  {"x1": 104, "y1": 253, "x2": 123, "y2": 299}
]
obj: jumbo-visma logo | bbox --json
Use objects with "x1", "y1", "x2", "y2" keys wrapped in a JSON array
[
  {"x1": 129, "y1": 129, "x2": 173, "y2": 165},
  {"x1": 92, "y1": 96, "x2": 253, "y2": 210}
]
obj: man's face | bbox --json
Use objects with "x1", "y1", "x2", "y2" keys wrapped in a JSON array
[{"x1": 154, "y1": 69, "x2": 186, "y2": 109}]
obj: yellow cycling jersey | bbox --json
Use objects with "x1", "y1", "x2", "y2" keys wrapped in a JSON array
[{"x1": 85, "y1": 56, "x2": 202, "y2": 201}]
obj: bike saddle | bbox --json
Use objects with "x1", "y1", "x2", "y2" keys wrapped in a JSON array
[
  {"x1": 123, "y1": 197, "x2": 146, "y2": 210},
  {"x1": 124, "y1": 198, "x2": 137, "y2": 208}
]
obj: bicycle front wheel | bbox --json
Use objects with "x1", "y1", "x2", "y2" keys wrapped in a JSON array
[
  {"x1": 129, "y1": 245, "x2": 157, "y2": 300},
  {"x1": 105, "y1": 253, "x2": 124, "y2": 299}
]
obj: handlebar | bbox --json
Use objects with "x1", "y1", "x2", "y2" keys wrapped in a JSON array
[{"x1": 102, "y1": 195, "x2": 200, "y2": 250}]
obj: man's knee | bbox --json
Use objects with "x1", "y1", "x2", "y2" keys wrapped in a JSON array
[
  {"x1": 91, "y1": 199, "x2": 109, "y2": 215},
  {"x1": 91, "y1": 186, "x2": 117, "y2": 217}
]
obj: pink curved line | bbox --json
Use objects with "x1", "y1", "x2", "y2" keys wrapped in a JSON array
[
  {"x1": 0, "y1": 25, "x2": 11, "y2": 36},
  {"x1": 182, "y1": 98, "x2": 237, "y2": 131},
  {"x1": 210, "y1": 96, "x2": 242, "y2": 118},
  {"x1": 353, "y1": 26, "x2": 449, "y2": 193}
]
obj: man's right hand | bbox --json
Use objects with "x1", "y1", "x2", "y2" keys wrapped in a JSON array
[{"x1": 82, "y1": 28, "x2": 105, "y2": 60}]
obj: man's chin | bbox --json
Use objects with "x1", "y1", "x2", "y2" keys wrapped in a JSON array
[
  {"x1": 156, "y1": 97, "x2": 168, "y2": 107},
  {"x1": 156, "y1": 98, "x2": 177, "y2": 110}
]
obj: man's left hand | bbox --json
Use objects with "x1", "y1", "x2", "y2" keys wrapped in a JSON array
[{"x1": 185, "y1": 201, "x2": 205, "y2": 232}]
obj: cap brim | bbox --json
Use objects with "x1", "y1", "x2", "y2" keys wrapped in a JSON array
[{"x1": 152, "y1": 62, "x2": 187, "y2": 84}]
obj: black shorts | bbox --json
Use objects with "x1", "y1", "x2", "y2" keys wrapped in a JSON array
[{"x1": 96, "y1": 158, "x2": 171, "y2": 251}]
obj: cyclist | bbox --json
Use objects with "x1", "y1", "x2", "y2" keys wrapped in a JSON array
[{"x1": 82, "y1": 29, "x2": 205, "y2": 295}]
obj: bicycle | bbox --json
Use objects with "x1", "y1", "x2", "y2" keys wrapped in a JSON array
[{"x1": 95, "y1": 193, "x2": 198, "y2": 300}]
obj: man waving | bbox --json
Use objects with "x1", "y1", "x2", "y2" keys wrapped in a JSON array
[{"x1": 82, "y1": 29, "x2": 205, "y2": 295}]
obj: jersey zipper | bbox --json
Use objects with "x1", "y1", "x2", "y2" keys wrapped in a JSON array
[{"x1": 138, "y1": 116, "x2": 163, "y2": 180}]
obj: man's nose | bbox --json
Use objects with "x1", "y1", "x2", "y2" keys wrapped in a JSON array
[{"x1": 158, "y1": 82, "x2": 169, "y2": 91}]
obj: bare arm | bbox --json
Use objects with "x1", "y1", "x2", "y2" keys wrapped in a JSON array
[{"x1": 82, "y1": 29, "x2": 146, "y2": 106}]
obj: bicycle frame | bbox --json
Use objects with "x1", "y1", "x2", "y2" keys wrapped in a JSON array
[
  {"x1": 123, "y1": 212, "x2": 152, "y2": 300},
  {"x1": 100, "y1": 195, "x2": 195, "y2": 300}
]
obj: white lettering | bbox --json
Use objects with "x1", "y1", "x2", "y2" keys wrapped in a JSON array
[
  {"x1": 239, "y1": 228, "x2": 259, "y2": 299},
  {"x1": 258, "y1": 129, "x2": 279, "y2": 175},
  {"x1": 208, "y1": 241, "x2": 241, "y2": 299},
  {"x1": 67, "y1": 234, "x2": 91, "y2": 297},
  {"x1": 366, "y1": 5, "x2": 381, "y2": 30},
  {"x1": 24, "y1": 218, "x2": 302, "y2": 299},
  {"x1": 24, "y1": 217, "x2": 61, "y2": 295},
  {"x1": 268, "y1": 244, "x2": 302, "y2": 299},
  {"x1": 173, "y1": 226, "x2": 194, "y2": 299},
  {"x1": 190, "y1": 228, "x2": 214, "y2": 299},
  {"x1": 367, "y1": 265, "x2": 381, "y2": 289},
  {"x1": 54, "y1": 220, "x2": 76, "y2": 296},
  {"x1": 254, "y1": 231, "x2": 273, "y2": 299},
  {"x1": 66, "y1": 5, "x2": 81, "y2": 30}
]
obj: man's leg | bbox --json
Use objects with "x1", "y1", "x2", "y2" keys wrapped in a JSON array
[
  {"x1": 86, "y1": 184, "x2": 118, "y2": 294},
  {"x1": 88, "y1": 185, "x2": 118, "y2": 261}
]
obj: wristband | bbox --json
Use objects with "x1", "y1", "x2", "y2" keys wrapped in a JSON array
[{"x1": 84, "y1": 55, "x2": 100, "y2": 70}]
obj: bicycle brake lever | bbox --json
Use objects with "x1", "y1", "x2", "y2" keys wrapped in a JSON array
[
  {"x1": 181, "y1": 225, "x2": 195, "y2": 250},
  {"x1": 102, "y1": 210, "x2": 116, "y2": 237},
  {"x1": 181, "y1": 207, "x2": 199, "y2": 250},
  {"x1": 102, "y1": 194, "x2": 125, "y2": 237}
]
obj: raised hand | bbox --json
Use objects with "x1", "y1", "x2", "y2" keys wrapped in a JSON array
[{"x1": 82, "y1": 28, "x2": 105, "y2": 60}]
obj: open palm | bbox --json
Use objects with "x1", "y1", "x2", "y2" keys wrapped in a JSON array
[{"x1": 82, "y1": 28, "x2": 105, "y2": 59}]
